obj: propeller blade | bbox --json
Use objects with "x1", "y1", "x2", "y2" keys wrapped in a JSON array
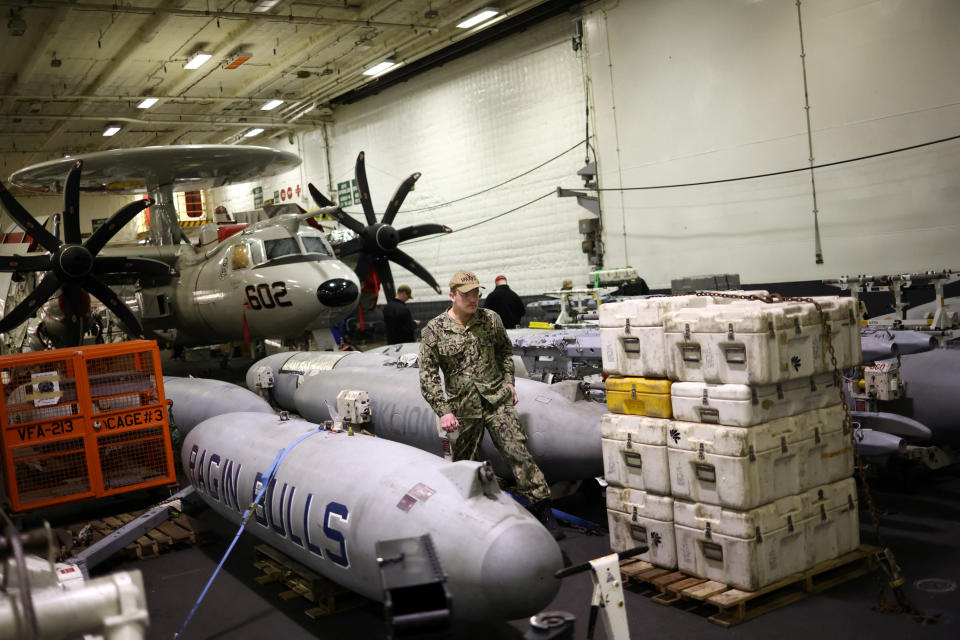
[
  {"x1": 374, "y1": 258, "x2": 395, "y2": 301},
  {"x1": 0, "y1": 272, "x2": 62, "y2": 334},
  {"x1": 397, "y1": 224, "x2": 452, "y2": 243},
  {"x1": 382, "y1": 172, "x2": 421, "y2": 226},
  {"x1": 354, "y1": 151, "x2": 376, "y2": 226},
  {"x1": 387, "y1": 248, "x2": 443, "y2": 294},
  {"x1": 93, "y1": 256, "x2": 172, "y2": 277},
  {"x1": 328, "y1": 208, "x2": 366, "y2": 237},
  {"x1": 83, "y1": 276, "x2": 146, "y2": 339},
  {"x1": 354, "y1": 251, "x2": 374, "y2": 283},
  {"x1": 63, "y1": 160, "x2": 83, "y2": 245},
  {"x1": 333, "y1": 237, "x2": 364, "y2": 258},
  {"x1": 0, "y1": 254, "x2": 51, "y2": 272},
  {"x1": 0, "y1": 182, "x2": 61, "y2": 253},
  {"x1": 306, "y1": 183, "x2": 335, "y2": 207},
  {"x1": 61, "y1": 283, "x2": 85, "y2": 347},
  {"x1": 85, "y1": 198, "x2": 152, "y2": 255}
]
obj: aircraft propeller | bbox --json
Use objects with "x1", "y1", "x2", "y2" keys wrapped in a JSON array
[
  {"x1": 0, "y1": 160, "x2": 173, "y2": 347},
  {"x1": 308, "y1": 151, "x2": 451, "y2": 301}
]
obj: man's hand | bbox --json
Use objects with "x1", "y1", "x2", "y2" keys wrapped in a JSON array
[
  {"x1": 440, "y1": 413, "x2": 459, "y2": 432},
  {"x1": 508, "y1": 383, "x2": 518, "y2": 405}
]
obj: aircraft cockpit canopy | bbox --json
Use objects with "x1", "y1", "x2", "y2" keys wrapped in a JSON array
[
  {"x1": 236, "y1": 225, "x2": 335, "y2": 269},
  {"x1": 299, "y1": 234, "x2": 333, "y2": 256},
  {"x1": 264, "y1": 237, "x2": 300, "y2": 260}
]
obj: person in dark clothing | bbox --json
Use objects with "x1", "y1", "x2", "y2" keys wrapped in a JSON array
[
  {"x1": 483, "y1": 275, "x2": 525, "y2": 329},
  {"x1": 383, "y1": 284, "x2": 418, "y2": 344}
]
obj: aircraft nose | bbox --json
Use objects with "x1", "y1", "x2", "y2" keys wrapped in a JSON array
[
  {"x1": 317, "y1": 278, "x2": 359, "y2": 307},
  {"x1": 480, "y1": 521, "x2": 562, "y2": 619}
]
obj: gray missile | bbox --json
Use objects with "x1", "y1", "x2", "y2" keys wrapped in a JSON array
[
  {"x1": 163, "y1": 376, "x2": 274, "y2": 433},
  {"x1": 183, "y1": 412, "x2": 562, "y2": 620},
  {"x1": 246, "y1": 352, "x2": 606, "y2": 482},
  {"x1": 896, "y1": 348, "x2": 960, "y2": 444},
  {"x1": 855, "y1": 428, "x2": 906, "y2": 458}
]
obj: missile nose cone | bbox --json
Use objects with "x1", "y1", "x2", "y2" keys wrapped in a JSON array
[
  {"x1": 317, "y1": 278, "x2": 359, "y2": 307},
  {"x1": 480, "y1": 521, "x2": 562, "y2": 619}
]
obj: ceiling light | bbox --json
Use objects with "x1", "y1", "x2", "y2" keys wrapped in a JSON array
[
  {"x1": 251, "y1": 0, "x2": 281, "y2": 13},
  {"x1": 261, "y1": 99, "x2": 283, "y2": 111},
  {"x1": 457, "y1": 7, "x2": 500, "y2": 29},
  {"x1": 137, "y1": 97, "x2": 159, "y2": 109},
  {"x1": 102, "y1": 124, "x2": 121, "y2": 137},
  {"x1": 362, "y1": 60, "x2": 398, "y2": 77},
  {"x1": 244, "y1": 128, "x2": 264, "y2": 138},
  {"x1": 184, "y1": 52, "x2": 212, "y2": 70},
  {"x1": 225, "y1": 51, "x2": 251, "y2": 69}
]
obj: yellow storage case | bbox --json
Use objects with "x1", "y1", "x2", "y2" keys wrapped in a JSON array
[{"x1": 605, "y1": 376, "x2": 673, "y2": 417}]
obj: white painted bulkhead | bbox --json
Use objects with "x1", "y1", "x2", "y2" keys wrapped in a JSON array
[
  {"x1": 582, "y1": 0, "x2": 960, "y2": 287},
  {"x1": 209, "y1": 0, "x2": 960, "y2": 296}
]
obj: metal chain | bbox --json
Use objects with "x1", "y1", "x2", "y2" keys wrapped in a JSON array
[{"x1": 688, "y1": 290, "x2": 909, "y2": 613}]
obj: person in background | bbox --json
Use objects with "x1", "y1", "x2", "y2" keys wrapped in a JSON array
[
  {"x1": 560, "y1": 278, "x2": 574, "y2": 291},
  {"x1": 483, "y1": 274, "x2": 525, "y2": 329},
  {"x1": 419, "y1": 270, "x2": 563, "y2": 539},
  {"x1": 382, "y1": 284, "x2": 418, "y2": 344}
]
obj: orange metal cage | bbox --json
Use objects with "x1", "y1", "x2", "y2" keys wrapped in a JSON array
[{"x1": 0, "y1": 340, "x2": 176, "y2": 512}]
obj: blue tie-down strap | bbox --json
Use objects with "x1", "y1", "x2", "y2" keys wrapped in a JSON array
[{"x1": 174, "y1": 428, "x2": 322, "y2": 639}]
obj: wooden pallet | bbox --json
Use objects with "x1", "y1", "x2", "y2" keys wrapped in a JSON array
[
  {"x1": 621, "y1": 544, "x2": 878, "y2": 627},
  {"x1": 253, "y1": 544, "x2": 369, "y2": 618},
  {"x1": 63, "y1": 510, "x2": 204, "y2": 560}
]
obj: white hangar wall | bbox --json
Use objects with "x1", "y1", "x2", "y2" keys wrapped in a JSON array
[
  {"x1": 209, "y1": 135, "x2": 318, "y2": 217},
  {"x1": 583, "y1": 0, "x2": 960, "y2": 288},
  {"x1": 316, "y1": 14, "x2": 591, "y2": 302}
]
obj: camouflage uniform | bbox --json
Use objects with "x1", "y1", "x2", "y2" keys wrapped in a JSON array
[{"x1": 419, "y1": 307, "x2": 550, "y2": 503}]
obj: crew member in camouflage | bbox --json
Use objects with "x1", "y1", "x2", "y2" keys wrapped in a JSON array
[{"x1": 419, "y1": 269, "x2": 564, "y2": 539}]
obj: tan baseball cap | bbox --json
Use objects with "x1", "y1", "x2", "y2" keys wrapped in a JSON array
[{"x1": 449, "y1": 269, "x2": 483, "y2": 293}]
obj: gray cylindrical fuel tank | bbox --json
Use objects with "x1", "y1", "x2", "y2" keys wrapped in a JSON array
[
  {"x1": 897, "y1": 348, "x2": 960, "y2": 444},
  {"x1": 183, "y1": 413, "x2": 562, "y2": 621},
  {"x1": 164, "y1": 376, "x2": 274, "y2": 434},
  {"x1": 246, "y1": 352, "x2": 605, "y2": 482}
]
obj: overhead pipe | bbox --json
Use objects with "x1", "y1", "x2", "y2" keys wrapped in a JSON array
[
  {"x1": 282, "y1": 0, "x2": 560, "y2": 114},
  {"x1": 0, "y1": 0, "x2": 438, "y2": 30},
  {"x1": 0, "y1": 113, "x2": 324, "y2": 129}
]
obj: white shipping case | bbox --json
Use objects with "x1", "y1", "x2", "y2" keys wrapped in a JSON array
[
  {"x1": 674, "y1": 496, "x2": 806, "y2": 591},
  {"x1": 802, "y1": 405, "x2": 854, "y2": 487},
  {"x1": 599, "y1": 292, "x2": 768, "y2": 377},
  {"x1": 810, "y1": 296, "x2": 862, "y2": 369},
  {"x1": 670, "y1": 372, "x2": 840, "y2": 427},
  {"x1": 799, "y1": 477, "x2": 860, "y2": 568},
  {"x1": 668, "y1": 414, "x2": 805, "y2": 510},
  {"x1": 600, "y1": 326, "x2": 670, "y2": 377},
  {"x1": 664, "y1": 301, "x2": 825, "y2": 384},
  {"x1": 607, "y1": 487, "x2": 677, "y2": 568},
  {"x1": 601, "y1": 413, "x2": 671, "y2": 494},
  {"x1": 668, "y1": 408, "x2": 850, "y2": 510}
]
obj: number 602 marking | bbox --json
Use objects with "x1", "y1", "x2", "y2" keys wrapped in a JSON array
[{"x1": 245, "y1": 282, "x2": 292, "y2": 310}]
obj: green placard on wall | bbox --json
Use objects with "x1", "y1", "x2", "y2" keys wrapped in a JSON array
[
  {"x1": 337, "y1": 179, "x2": 358, "y2": 207},
  {"x1": 253, "y1": 186, "x2": 263, "y2": 208}
]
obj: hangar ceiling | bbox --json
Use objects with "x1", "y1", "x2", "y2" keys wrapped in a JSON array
[{"x1": 0, "y1": 0, "x2": 563, "y2": 186}]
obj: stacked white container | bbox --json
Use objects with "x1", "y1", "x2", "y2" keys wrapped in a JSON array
[
  {"x1": 601, "y1": 293, "x2": 767, "y2": 569},
  {"x1": 600, "y1": 293, "x2": 862, "y2": 590}
]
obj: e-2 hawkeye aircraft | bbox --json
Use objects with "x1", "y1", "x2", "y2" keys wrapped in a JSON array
[{"x1": 0, "y1": 145, "x2": 451, "y2": 350}]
